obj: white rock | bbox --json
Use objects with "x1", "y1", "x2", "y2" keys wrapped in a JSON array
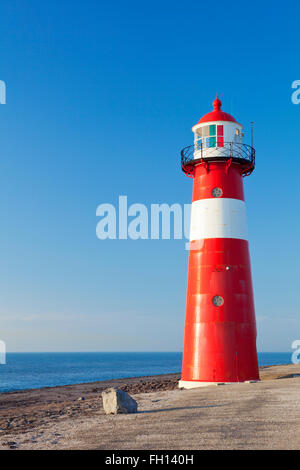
[{"x1": 102, "y1": 387, "x2": 138, "y2": 415}]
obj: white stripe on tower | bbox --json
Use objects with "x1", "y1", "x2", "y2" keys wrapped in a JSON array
[{"x1": 189, "y1": 198, "x2": 248, "y2": 241}]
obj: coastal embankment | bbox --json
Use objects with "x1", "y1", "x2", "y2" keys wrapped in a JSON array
[{"x1": 0, "y1": 363, "x2": 299, "y2": 450}]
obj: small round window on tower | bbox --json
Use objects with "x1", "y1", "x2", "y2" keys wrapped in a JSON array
[
  {"x1": 212, "y1": 295, "x2": 224, "y2": 307},
  {"x1": 212, "y1": 187, "x2": 223, "y2": 198}
]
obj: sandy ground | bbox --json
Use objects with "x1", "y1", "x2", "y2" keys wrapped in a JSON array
[{"x1": 0, "y1": 364, "x2": 299, "y2": 450}]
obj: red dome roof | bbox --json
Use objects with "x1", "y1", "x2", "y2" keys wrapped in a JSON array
[{"x1": 196, "y1": 96, "x2": 237, "y2": 125}]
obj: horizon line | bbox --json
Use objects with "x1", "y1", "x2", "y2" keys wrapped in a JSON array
[{"x1": 4, "y1": 350, "x2": 292, "y2": 354}]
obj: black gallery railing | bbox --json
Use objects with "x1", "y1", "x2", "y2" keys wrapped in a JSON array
[{"x1": 181, "y1": 141, "x2": 255, "y2": 176}]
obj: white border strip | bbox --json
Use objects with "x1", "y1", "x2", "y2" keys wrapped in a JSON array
[{"x1": 190, "y1": 198, "x2": 248, "y2": 241}]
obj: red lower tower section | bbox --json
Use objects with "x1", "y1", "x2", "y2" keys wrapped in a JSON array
[{"x1": 182, "y1": 237, "x2": 259, "y2": 382}]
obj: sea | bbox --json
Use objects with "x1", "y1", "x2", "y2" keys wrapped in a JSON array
[{"x1": 0, "y1": 352, "x2": 293, "y2": 394}]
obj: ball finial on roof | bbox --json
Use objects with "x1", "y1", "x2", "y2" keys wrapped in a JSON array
[
  {"x1": 194, "y1": 95, "x2": 238, "y2": 126},
  {"x1": 213, "y1": 94, "x2": 222, "y2": 110}
]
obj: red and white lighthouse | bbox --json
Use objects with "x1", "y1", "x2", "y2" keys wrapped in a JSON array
[{"x1": 179, "y1": 96, "x2": 259, "y2": 388}]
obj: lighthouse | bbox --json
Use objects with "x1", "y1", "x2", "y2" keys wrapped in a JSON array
[{"x1": 179, "y1": 96, "x2": 259, "y2": 388}]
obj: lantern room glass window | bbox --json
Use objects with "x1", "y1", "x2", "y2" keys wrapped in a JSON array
[
  {"x1": 217, "y1": 125, "x2": 224, "y2": 147},
  {"x1": 196, "y1": 125, "x2": 224, "y2": 149},
  {"x1": 234, "y1": 128, "x2": 242, "y2": 143}
]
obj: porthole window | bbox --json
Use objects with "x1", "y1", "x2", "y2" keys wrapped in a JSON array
[
  {"x1": 212, "y1": 295, "x2": 224, "y2": 307},
  {"x1": 212, "y1": 187, "x2": 223, "y2": 198}
]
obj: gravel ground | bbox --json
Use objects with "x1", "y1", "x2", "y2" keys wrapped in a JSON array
[{"x1": 0, "y1": 363, "x2": 299, "y2": 450}]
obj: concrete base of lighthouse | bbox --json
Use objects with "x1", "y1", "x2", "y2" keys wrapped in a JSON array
[{"x1": 178, "y1": 380, "x2": 260, "y2": 389}]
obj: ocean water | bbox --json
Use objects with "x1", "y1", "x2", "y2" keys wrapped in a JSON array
[{"x1": 0, "y1": 352, "x2": 293, "y2": 393}]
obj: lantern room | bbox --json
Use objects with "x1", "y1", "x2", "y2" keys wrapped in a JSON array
[
  {"x1": 180, "y1": 96, "x2": 255, "y2": 177},
  {"x1": 192, "y1": 96, "x2": 243, "y2": 160}
]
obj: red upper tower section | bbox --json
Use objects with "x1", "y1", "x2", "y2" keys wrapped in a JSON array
[{"x1": 196, "y1": 95, "x2": 237, "y2": 125}]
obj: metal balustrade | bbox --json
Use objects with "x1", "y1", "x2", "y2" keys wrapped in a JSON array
[{"x1": 181, "y1": 141, "x2": 255, "y2": 177}]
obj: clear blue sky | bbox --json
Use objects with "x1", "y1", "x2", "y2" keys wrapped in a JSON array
[{"x1": 0, "y1": 0, "x2": 299, "y2": 352}]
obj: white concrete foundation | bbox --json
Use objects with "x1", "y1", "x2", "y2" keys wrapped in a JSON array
[
  {"x1": 179, "y1": 380, "x2": 226, "y2": 389},
  {"x1": 179, "y1": 380, "x2": 260, "y2": 389}
]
